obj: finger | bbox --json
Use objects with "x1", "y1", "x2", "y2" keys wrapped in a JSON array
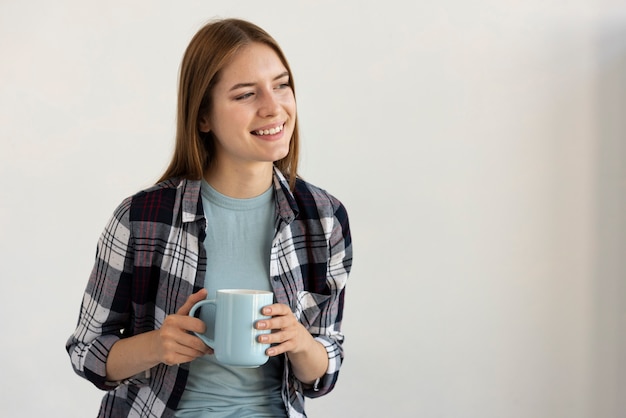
[
  {"x1": 177, "y1": 315, "x2": 208, "y2": 335},
  {"x1": 164, "y1": 346, "x2": 211, "y2": 366},
  {"x1": 258, "y1": 329, "x2": 282, "y2": 345},
  {"x1": 256, "y1": 312, "x2": 297, "y2": 331},
  {"x1": 261, "y1": 303, "x2": 292, "y2": 317},
  {"x1": 264, "y1": 338, "x2": 296, "y2": 357},
  {"x1": 259, "y1": 325, "x2": 297, "y2": 344},
  {"x1": 170, "y1": 343, "x2": 206, "y2": 361},
  {"x1": 177, "y1": 333, "x2": 213, "y2": 355},
  {"x1": 162, "y1": 333, "x2": 214, "y2": 366},
  {"x1": 177, "y1": 289, "x2": 208, "y2": 315},
  {"x1": 176, "y1": 344, "x2": 214, "y2": 363},
  {"x1": 162, "y1": 313, "x2": 207, "y2": 335}
]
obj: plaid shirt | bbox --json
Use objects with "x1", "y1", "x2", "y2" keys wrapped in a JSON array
[{"x1": 66, "y1": 168, "x2": 352, "y2": 418}]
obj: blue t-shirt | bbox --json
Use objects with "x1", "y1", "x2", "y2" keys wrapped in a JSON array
[{"x1": 175, "y1": 181, "x2": 286, "y2": 417}]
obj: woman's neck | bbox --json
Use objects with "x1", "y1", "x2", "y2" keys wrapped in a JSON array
[{"x1": 203, "y1": 162, "x2": 273, "y2": 199}]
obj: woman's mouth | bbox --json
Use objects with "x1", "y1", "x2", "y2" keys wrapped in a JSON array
[{"x1": 253, "y1": 124, "x2": 284, "y2": 136}]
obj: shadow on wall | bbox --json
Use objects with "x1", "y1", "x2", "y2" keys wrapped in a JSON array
[{"x1": 592, "y1": 20, "x2": 626, "y2": 418}]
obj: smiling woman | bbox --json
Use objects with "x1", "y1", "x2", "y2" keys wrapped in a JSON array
[
  {"x1": 199, "y1": 43, "x2": 297, "y2": 198},
  {"x1": 65, "y1": 18, "x2": 352, "y2": 418},
  {"x1": 159, "y1": 19, "x2": 301, "y2": 190}
]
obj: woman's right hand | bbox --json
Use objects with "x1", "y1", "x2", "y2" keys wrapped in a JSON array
[
  {"x1": 106, "y1": 289, "x2": 213, "y2": 381},
  {"x1": 154, "y1": 289, "x2": 214, "y2": 366}
]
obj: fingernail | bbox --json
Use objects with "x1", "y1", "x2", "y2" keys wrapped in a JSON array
[
  {"x1": 267, "y1": 348, "x2": 275, "y2": 356},
  {"x1": 257, "y1": 321, "x2": 267, "y2": 329},
  {"x1": 263, "y1": 307, "x2": 271, "y2": 315}
]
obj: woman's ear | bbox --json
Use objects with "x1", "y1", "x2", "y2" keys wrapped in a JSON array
[{"x1": 198, "y1": 114, "x2": 211, "y2": 133}]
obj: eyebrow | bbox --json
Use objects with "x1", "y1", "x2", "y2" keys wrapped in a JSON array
[{"x1": 228, "y1": 71, "x2": 290, "y2": 92}]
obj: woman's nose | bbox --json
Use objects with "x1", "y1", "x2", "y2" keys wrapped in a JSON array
[{"x1": 257, "y1": 90, "x2": 281, "y2": 117}]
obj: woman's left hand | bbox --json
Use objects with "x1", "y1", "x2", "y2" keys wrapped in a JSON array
[
  {"x1": 256, "y1": 303, "x2": 329, "y2": 384},
  {"x1": 255, "y1": 303, "x2": 314, "y2": 356}
]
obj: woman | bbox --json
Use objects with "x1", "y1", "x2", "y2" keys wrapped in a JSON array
[{"x1": 66, "y1": 18, "x2": 352, "y2": 418}]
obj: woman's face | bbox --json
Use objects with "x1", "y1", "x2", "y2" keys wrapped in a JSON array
[{"x1": 200, "y1": 42, "x2": 296, "y2": 172}]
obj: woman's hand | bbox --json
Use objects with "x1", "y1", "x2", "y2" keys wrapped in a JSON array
[
  {"x1": 106, "y1": 289, "x2": 213, "y2": 381},
  {"x1": 255, "y1": 303, "x2": 329, "y2": 384},
  {"x1": 154, "y1": 289, "x2": 214, "y2": 366},
  {"x1": 255, "y1": 304, "x2": 311, "y2": 356}
]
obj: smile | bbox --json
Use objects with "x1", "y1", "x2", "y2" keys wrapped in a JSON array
[{"x1": 253, "y1": 124, "x2": 284, "y2": 136}]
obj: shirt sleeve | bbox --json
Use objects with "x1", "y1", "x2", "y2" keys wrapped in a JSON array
[
  {"x1": 303, "y1": 199, "x2": 353, "y2": 398},
  {"x1": 66, "y1": 197, "x2": 145, "y2": 390}
]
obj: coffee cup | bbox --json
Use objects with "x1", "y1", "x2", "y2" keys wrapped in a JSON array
[{"x1": 189, "y1": 289, "x2": 273, "y2": 367}]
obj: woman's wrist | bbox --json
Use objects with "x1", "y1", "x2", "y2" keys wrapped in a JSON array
[
  {"x1": 287, "y1": 337, "x2": 329, "y2": 384},
  {"x1": 106, "y1": 330, "x2": 162, "y2": 381}
]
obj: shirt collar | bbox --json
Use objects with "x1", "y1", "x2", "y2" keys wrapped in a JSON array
[
  {"x1": 180, "y1": 178, "x2": 203, "y2": 223},
  {"x1": 178, "y1": 166, "x2": 299, "y2": 225},
  {"x1": 272, "y1": 166, "x2": 299, "y2": 224}
]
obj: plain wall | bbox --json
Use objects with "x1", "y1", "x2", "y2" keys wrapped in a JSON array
[{"x1": 1, "y1": 1, "x2": 624, "y2": 417}]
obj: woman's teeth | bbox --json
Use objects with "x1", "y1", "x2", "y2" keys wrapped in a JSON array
[{"x1": 254, "y1": 125, "x2": 283, "y2": 136}]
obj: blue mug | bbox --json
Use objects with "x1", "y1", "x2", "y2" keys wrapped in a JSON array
[{"x1": 190, "y1": 289, "x2": 274, "y2": 367}]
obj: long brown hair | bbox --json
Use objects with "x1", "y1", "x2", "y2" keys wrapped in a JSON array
[{"x1": 158, "y1": 18, "x2": 300, "y2": 189}]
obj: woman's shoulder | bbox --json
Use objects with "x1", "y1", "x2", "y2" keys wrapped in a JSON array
[
  {"x1": 128, "y1": 177, "x2": 179, "y2": 204},
  {"x1": 292, "y1": 177, "x2": 347, "y2": 215},
  {"x1": 131, "y1": 177, "x2": 182, "y2": 198},
  {"x1": 114, "y1": 177, "x2": 199, "y2": 223}
]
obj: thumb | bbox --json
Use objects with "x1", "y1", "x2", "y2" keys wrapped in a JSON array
[{"x1": 177, "y1": 288, "x2": 208, "y2": 316}]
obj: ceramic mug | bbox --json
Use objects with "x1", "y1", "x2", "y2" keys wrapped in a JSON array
[{"x1": 189, "y1": 289, "x2": 274, "y2": 367}]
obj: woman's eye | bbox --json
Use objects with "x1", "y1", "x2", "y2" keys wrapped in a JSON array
[
  {"x1": 235, "y1": 92, "x2": 254, "y2": 101},
  {"x1": 276, "y1": 83, "x2": 290, "y2": 90}
]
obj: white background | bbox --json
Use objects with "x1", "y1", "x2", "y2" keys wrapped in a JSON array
[{"x1": 1, "y1": 1, "x2": 625, "y2": 417}]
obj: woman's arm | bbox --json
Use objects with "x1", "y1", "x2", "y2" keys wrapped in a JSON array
[
  {"x1": 106, "y1": 290, "x2": 212, "y2": 381},
  {"x1": 66, "y1": 199, "x2": 211, "y2": 387},
  {"x1": 66, "y1": 199, "x2": 136, "y2": 389}
]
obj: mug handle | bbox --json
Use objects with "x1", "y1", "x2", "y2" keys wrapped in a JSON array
[{"x1": 189, "y1": 299, "x2": 216, "y2": 348}]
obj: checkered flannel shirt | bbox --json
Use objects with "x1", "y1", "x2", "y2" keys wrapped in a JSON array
[{"x1": 66, "y1": 168, "x2": 352, "y2": 418}]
